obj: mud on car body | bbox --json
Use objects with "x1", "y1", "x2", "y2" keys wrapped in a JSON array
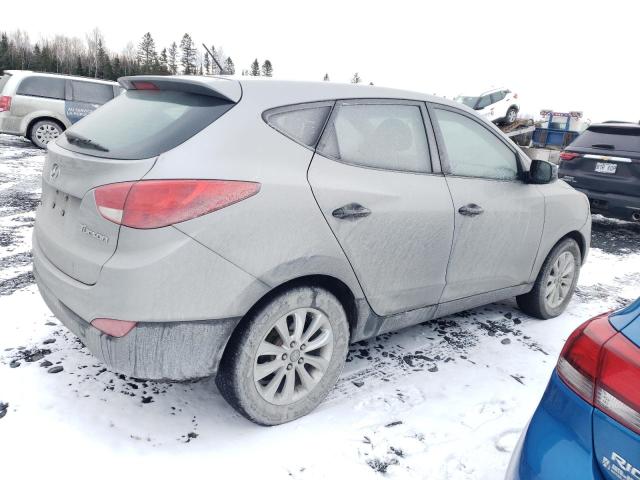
[{"x1": 33, "y1": 75, "x2": 591, "y2": 424}]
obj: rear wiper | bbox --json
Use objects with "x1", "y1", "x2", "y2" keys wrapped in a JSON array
[
  {"x1": 65, "y1": 132, "x2": 110, "y2": 152},
  {"x1": 591, "y1": 143, "x2": 615, "y2": 150}
]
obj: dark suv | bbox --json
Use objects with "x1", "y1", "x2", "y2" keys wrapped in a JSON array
[{"x1": 559, "y1": 122, "x2": 640, "y2": 222}]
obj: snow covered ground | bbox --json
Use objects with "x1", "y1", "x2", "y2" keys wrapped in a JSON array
[{"x1": 0, "y1": 133, "x2": 638, "y2": 479}]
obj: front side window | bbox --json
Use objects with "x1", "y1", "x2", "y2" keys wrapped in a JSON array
[
  {"x1": 317, "y1": 103, "x2": 431, "y2": 173},
  {"x1": 476, "y1": 95, "x2": 492, "y2": 109},
  {"x1": 490, "y1": 91, "x2": 506, "y2": 103},
  {"x1": 434, "y1": 108, "x2": 519, "y2": 180},
  {"x1": 263, "y1": 103, "x2": 332, "y2": 148},
  {"x1": 72, "y1": 81, "x2": 114, "y2": 105},
  {"x1": 16, "y1": 76, "x2": 65, "y2": 100}
]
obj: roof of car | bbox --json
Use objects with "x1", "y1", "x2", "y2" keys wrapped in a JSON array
[
  {"x1": 589, "y1": 122, "x2": 640, "y2": 130},
  {"x1": 119, "y1": 74, "x2": 467, "y2": 111},
  {"x1": 3, "y1": 70, "x2": 118, "y2": 85}
]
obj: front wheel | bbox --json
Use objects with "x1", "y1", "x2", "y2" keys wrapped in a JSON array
[
  {"x1": 216, "y1": 286, "x2": 350, "y2": 425},
  {"x1": 30, "y1": 120, "x2": 63, "y2": 149},
  {"x1": 517, "y1": 238, "x2": 581, "y2": 319}
]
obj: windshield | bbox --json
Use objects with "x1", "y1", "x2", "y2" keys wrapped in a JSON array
[
  {"x1": 57, "y1": 90, "x2": 234, "y2": 160},
  {"x1": 455, "y1": 96, "x2": 479, "y2": 109}
]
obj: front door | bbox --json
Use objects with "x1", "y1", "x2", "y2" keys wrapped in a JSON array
[
  {"x1": 430, "y1": 105, "x2": 545, "y2": 302},
  {"x1": 308, "y1": 99, "x2": 454, "y2": 316}
]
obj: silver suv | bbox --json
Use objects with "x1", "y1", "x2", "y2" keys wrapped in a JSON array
[
  {"x1": 0, "y1": 70, "x2": 120, "y2": 148},
  {"x1": 33, "y1": 76, "x2": 591, "y2": 425}
]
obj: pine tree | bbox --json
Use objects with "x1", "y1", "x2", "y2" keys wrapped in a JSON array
[
  {"x1": 224, "y1": 57, "x2": 235, "y2": 75},
  {"x1": 203, "y1": 51, "x2": 210, "y2": 74},
  {"x1": 167, "y1": 42, "x2": 178, "y2": 74},
  {"x1": 159, "y1": 48, "x2": 168, "y2": 74},
  {"x1": 323, "y1": 73, "x2": 330, "y2": 81},
  {"x1": 31, "y1": 44, "x2": 42, "y2": 71},
  {"x1": 261, "y1": 59, "x2": 273, "y2": 77},
  {"x1": 137, "y1": 32, "x2": 157, "y2": 74},
  {"x1": 351, "y1": 72, "x2": 362, "y2": 84},
  {"x1": 0, "y1": 33, "x2": 10, "y2": 72},
  {"x1": 250, "y1": 58, "x2": 260, "y2": 76},
  {"x1": 179, "y1": 34, "x2": 197, "y2": 74}
]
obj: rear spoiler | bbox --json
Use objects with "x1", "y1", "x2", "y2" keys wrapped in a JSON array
[{"x1": 118, "y1": 75, "x2": 241, "y2": 103}]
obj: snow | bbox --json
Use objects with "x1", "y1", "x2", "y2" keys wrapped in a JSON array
[{"x1": 0, "y1": 134, "x2": 638, "y2": 479}]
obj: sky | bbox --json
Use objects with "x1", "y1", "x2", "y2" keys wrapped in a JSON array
[{"x1": 2, "y1": 0, "x2": 638, "y2": 123}]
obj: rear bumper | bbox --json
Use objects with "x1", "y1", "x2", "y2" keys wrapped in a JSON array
[
  {"x1": 0, "y1": 114, "x2": 25, "y2": 136},
  {"x1": 35, "y1": 268, "x2": 238, "y2": 380},
  {"x1": 32, "y1": 226, "x2": 269, "y2": 380},
  {"x1": 568, "y1": 185, "x2": 640, "y2": 222},
  {"x1": 505, "y1": 371, "x2": 603, "y2": 480}
]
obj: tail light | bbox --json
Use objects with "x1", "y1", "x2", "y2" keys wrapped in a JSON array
[
  {"x1": 558, "y1": 312, "x2": 640, "y2": 434},
  {"x1": 560, "y1": 151, "x2": 580, "y2": 161},
  {"x1": 94, "y1": 179, "x2": 260, "y2": 229},
  {"x1": 131, "y1": 81, "x2": 159, "y2": 91},
  {"x1": 0, "y1": 96, "x2": 11, "y2": 112}
]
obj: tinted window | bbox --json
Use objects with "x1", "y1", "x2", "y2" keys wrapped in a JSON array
[
  {"x1": 16, "y1": 76, "x2": 65, "y2": 100},
  {"x1": 72, "y1": 81, "x2": 114, "y2": 105},
  {"x1": 571, "y1": 126, "x2": 640, "y2": 152},
  {"x1": 264, "y1": 104, "x2": 331, "y2": 147},
  {"x1": 476, "y1": 95, "x2": 492, "y2": 109},
  {"x1": 490, "y1": 91, "x2": 506, "y2": 103},
  {"x1": 317, "y1": 103, "x2": 430, "y2": 173},
  {"x1": 434, "y1": 108, "x2": 518, "y2": 180},
  {"x1": 57, "y1": 90, "x2": 234, "y2": 160}
]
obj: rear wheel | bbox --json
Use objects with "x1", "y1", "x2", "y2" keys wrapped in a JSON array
[
  {"x1": 216, "y1": 286, "x2": 350, "y2": 425},
  {"x1": 517, "y1": 238, "x2": 581, "y2": 319},
  {"x1": 505, "y1": 107, "x2": 518, "y2": 124},
  {"x1": 30, "y1": 120, "x2": 63, "y2": 149}
]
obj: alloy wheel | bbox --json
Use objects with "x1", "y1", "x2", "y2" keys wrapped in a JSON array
[
  {"x1": 253, "y1": 307, "x2": 334, "y2": 406},
  {"x1": 545, "y1": 251, "x2": 575, "y2": 309}
]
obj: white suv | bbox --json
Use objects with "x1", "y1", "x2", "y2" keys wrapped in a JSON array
[{"x1": 455, "y1": 88, "x2": 519, "y2": 124}]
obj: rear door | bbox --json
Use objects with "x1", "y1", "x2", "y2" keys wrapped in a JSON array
[
  {"x1": 308, "y1": 99, "x2": 454, "y2": 316},
  {"x1": 65, "y1": 80, "x2": 115, "y2": 124},
  {"x1": 561, "y1": 125, "x2": 640, "y2": 197},
  {"x1": 35, "y1": 85, "x2": 236, "y2": 285},
  {"x1": 430, "y1": 105, "x2": 544, "y2": 301}
]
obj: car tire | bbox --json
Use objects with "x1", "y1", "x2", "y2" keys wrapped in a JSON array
[
  {"x1": 216, "y1": 286, "x2": 350, "y2": 425},
  {"x1": 505, "y1": 107, "x2": 518, "y2": 125},
  {"x1": 29, "y1": 119, "x2": 63, "y2": 149},
  {"x1": 516, "y1": 238, "x2": 581, "y2": 319}
]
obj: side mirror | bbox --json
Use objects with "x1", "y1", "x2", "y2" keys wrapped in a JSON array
[{"x1": 528, "y1": 159, "x2": 557, "y2": 184}]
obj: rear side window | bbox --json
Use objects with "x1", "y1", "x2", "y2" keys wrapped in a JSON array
[
  {"x1": 263, "y1": 103, "x2": 332, "y2": 148},
  {"x1": 16, "y1": 76, "x2": 65, "y2": 100},
  {"x1": 57, "y1": 90, "x2": 234, "y2": 160},
  {"x1": 434, "y1": 108, "x2": 518, "y2": 180},
  {"x1": 571, "y1": 126, "x2": 640, "y2": 153},
  {"x1": 317, "y1": 102, "x2": 431, "y2": 173},
  {"x1": 72, "y1": 81, "x2": 114, "y2": 105}
]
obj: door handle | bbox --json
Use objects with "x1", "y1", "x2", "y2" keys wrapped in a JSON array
[
  {"x1": 458, "y1": 203, "x2": 484, "y2": 216},
  {"x1": 332, "y1": 203, "x2": 371, "y2": 220}
]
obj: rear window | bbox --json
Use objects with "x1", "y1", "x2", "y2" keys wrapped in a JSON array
[
  {"x1": 572, "y1": 126, "x2": 640, "y2": 153},
  {"x1": 72, "y1": 81, "x2": 114, "y2": 105},
  {"x1": 16, "y1": 76, "x2": 65, "y2": 100},
  {"x1": 57, "y1": 90, "x2": 234, "y2": 160},
  {"x1": 0, "y1": 74, "x2": 12, "y2": 93}
]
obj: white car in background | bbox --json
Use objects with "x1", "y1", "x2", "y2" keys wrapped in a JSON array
[{"x1": 455, "y1": 88, "x2": 519, "y2": 124}]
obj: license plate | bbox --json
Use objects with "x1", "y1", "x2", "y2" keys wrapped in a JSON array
[{"x1": 595, "y1": 162, "x2": 617, "y2": 174}]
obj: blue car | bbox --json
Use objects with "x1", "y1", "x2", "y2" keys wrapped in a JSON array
[{"x1": 506, "y1": 298, "x2": 640, "y2": 480}]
